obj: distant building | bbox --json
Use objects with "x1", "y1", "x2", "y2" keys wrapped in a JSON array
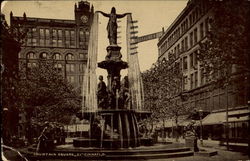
[
  {"x1": 157, "y1": 0, "x2": 249, "y2": 142},
  {"x1": 10, "y1": 1, "x2": 94, "y2": 89}
]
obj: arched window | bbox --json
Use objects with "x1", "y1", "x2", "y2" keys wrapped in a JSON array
[
  {"x1": 40, "y1": 52, "x2": 47, "y2": 59},
  {"x1": 53, "y1": 53, "x2": 61, "y2": 60},
  {"x1": 54, "y1": 63, "x2": 62, "y2": 72},
  {"x1": 27, "y1": 52, "x2": 36, "y2": 59},
  {"x1": 66, "y1": 53, "x2": 74, "y2": 60}
]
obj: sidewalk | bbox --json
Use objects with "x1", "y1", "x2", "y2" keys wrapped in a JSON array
[
  {"x1": 160, "y1": 137, "x2": 248, "y2": 152},
  {"x1": 155, "y1": 137, "x2": 249, "y2": 161}
]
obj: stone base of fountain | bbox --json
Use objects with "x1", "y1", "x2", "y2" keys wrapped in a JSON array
[{"x1": 74, "y1": 109, "x2": 151, "y2": 149}]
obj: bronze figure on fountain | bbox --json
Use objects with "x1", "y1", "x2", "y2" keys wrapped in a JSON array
[{"x1": 96, "y1": 7, "x2": 131, "y2": 46}]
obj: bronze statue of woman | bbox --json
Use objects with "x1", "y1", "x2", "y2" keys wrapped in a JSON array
[{"x1": 97, "y1": 7, "x2": 131, "y2": 45}]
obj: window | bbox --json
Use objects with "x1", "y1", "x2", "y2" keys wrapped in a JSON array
[
  {"x1": 65, "y1": 30, "x2": 70, "y2": 47},
  {"x1": 177, "y1": 44, "x2": 180, "y2": 57},
  {"x1": 40, "y1": 52, "x2": 47, "y2": 59},
  {"x1": 66, "y1": 64, "x2": 75, "y2": 72},
  {"x1": 45, "y1": 29, "x2": 50, "y2": 38},
  {"x1": 190, "y1": 32, "x2": 193, "y2": 47},
  {"x1": 54, "y1": 63, "x2": 62, "y2": 72},
  {"x1": 66, "y1": 54, "x2": 74, "y2": 60},
  {"x1": 183, "y1": 56, "x2": 188, "y2": 70},
  {"x1": 200, "y1": 68, "x2": 205, "y2": 85},
  {"x1": 181, "y1": 40, "x2": 184, "y2": 52},
  {"x1": 79, "y1": 64, "x2": 84, "y2": 72},
  {"x1": 67, "y1": 76, "x2": 75, "y2": 83},
  {"x1": 57, "y1": 40, "x2": 62, "y2": 47},
  {"x1": 190, "y1": 53, "x2": 193, "y2": 68},
  {"x1": 79, "y1": 29, "x2": 85, "y2": 48},
  {"x1": 27, "y1": 38, "x2": 32, "y2": 46},
  {"x1": 52, "y1": 29, "x2": 57, "y2": 47},
  {"x1": 26, "y1": 28, "x2": 37, "y2": 46},
  {"x1": 39, "y1": 28, "x2": 45, "y2": 38},
  {"x1": 79, "y1": 75, "x2": 83, "y2": 83},
  {"x1": 40, "y1": 39, "x2": 44, "y2": 46},
  {"x1": 52, "y1": 39, "x2": 57, "y2": 47},
  {"x1": 191, "y1": 73, "x2": 194, "y2": 89},
  {"x1": 183, "y1": 76, "x2": 188, "y2": 90},
  {"x1": 32, "y1": 28, "x2": 37, "y2": 34},
  {"x1": 194, "y1": 28, "x2": 197, "y2": 44},
  {"x1": 39, "y1": 28, "x2": 45, "y2": 46},
  {"x1": 200, "y1": 23, "x2": 204, "y2": 39},
  {"x1": 32, "y1": 38, "x2": 37, "y2": 46},
  {"x1": 52, "y1": 29, "x2": 57, "y2": 38},
  {"x1": 189, "y1": 14, "x2": 192, "y2": 26},
  {"x1": 194, "y1": 72, "x2": 198, "y2": 88},
  {"x1": 53, "y1": 53, "x2": 61, "y2": 60},
  {"x1": 58, "y1": 30, "x2": 62, "y2": 40},
  {"x1": 194, "y1": 51, "x2": 198, "y2": 66},
  {"x1": 184, "y1": 36, "x2": 188, "y2": 50},
  {"x1": 27, "y1": 52, "x2": 36, "y2": 59},
  {"x1": 32, "y1": 62, "x2": 37, "y2": 67},
  {"x1": 44, "y1": 29, "x2": 50, "y2": 46},
  {"x1": 70, "y1": 30, "x2": 75, "y2": 47},
  {"x1": 27, "y1": 62, "x2": 37, "y2": 69},
  {"x1": 65, "y1": 30, "x2": 70, "y2": 38},
  {"x1": 79, "y1": 53, "x2": 85, "y2": 59}
]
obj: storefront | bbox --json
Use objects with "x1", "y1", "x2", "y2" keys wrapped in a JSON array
[{"x1": 201, "y1": 108, "x2": 249, "y2": 143}]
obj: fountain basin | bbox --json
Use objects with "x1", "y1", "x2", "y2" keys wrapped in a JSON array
[{"x1": 75, "y1": 109, "x2": 151, "y2": 149}]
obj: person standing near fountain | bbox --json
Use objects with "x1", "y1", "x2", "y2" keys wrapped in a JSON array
[
  {"x1": 97, "y1": 75, "x2": 107, "y2": 109},
  {"x1": 96, "y1": 8, "x2": 131, "y2": 45}
]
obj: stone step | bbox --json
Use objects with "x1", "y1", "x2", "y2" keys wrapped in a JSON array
[{"x1": 106, "y1": 151, "x2": 194, "y2": 160}]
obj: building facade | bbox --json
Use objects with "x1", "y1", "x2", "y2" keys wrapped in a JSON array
[
  {"x1": 10, "y1": 1, "x2": 94, "y2": 89},
  {"x1": 157, "y1": 0, "x2": 249, "y2": 142}
]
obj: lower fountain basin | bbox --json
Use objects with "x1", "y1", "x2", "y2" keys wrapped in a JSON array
[{"x1": 73, "y1": 137, "x2": 154, "y2": 149}]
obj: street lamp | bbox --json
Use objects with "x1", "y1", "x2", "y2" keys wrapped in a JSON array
[{"x1": 199, "y1": 109, "x2": 203, "y2": 146}]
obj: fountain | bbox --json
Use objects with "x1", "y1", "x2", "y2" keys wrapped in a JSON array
[{"x1": 74, "y1": 8, "x2": 150, "y2": 149}]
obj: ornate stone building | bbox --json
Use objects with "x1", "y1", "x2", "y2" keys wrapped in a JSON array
[{"x1": 10, "y1": 1, "x2": 94, "y2": 89}]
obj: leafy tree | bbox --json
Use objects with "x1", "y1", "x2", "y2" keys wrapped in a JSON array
[
  {"x1": 18, "y1": 60, "x2": 81, "y2": 126},
  {"x1": 198, "y1": 0, "x2": 249, "y2": 85},
  {"x1": 142, "y1": 59, "x2": 191, "y2": 140}
]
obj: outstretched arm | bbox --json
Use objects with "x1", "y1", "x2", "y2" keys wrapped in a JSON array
[
  {"x1": 117, "y1": 13, "x2": 131, "y2": 18},
  {"x1": 96, "y1": 11, "x2": 110, "y2": 17}
]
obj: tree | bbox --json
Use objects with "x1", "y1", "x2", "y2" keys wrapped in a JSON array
[
  {"x1": 142, "y1": 59, "x2": 191, "y2": 141},
  {"x1": 198, "y1": 0, "x2": 249, "y2": 84},
  {"x1": 18, "y1": 60, "x2": 81, "y2": 127}
]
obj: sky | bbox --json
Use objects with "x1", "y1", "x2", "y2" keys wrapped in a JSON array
[{"x1": 1, "y1": 0, "x2": 187, "y2": 77}]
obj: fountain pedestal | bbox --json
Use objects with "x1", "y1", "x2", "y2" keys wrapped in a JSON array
[{"x1": 75, "y1": 109, "x2": 147, "y2": 148}]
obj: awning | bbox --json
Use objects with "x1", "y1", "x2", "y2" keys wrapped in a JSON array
[
  {"x1": 228, "y1": 108, "x2": 250, "y2": 123},
  {"x1": 202, "y1": 108, "x2": 250, "y2": 125},
  {"x1": 202, "y1": 112, "x2": 226, "y2": 125}
]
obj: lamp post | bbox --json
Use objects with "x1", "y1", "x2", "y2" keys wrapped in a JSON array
[{"x1": 199, "y1": 109, "x2": 203, "y2": 146}]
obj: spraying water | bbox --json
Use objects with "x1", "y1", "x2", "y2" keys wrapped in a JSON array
[
  {"x1": 126, "y1": 14, "x2": 144, "y2": 111},
  {"x1": 81, "y1": 12, "x2": 99, "y2": 112}
]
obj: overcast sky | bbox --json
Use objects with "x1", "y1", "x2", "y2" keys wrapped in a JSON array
[{"x1": 2, "y1": 0, "x2": 187, "y2": 76}]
